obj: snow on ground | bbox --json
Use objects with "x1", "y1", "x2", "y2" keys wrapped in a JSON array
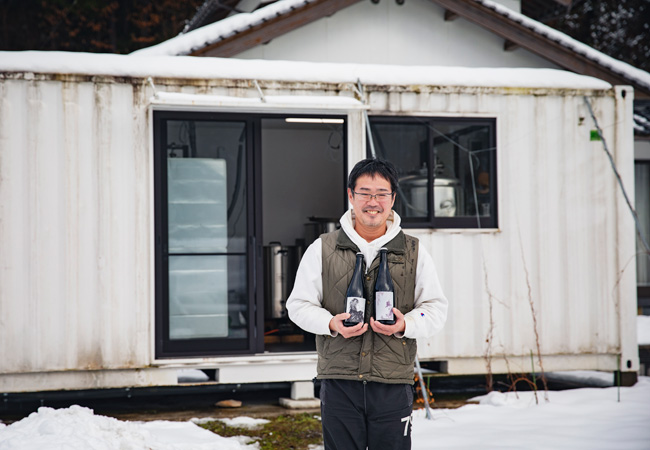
[
  {"x1": 3, "y1": 319, "x2": 650, "y2": 449},
  {"x1": 192, "y1": 416, "x2": 270, "y2": 429},
  {"x1": 411, "y1": 377, "x2": 650, "y2": 450},
  {"x1": 1, "y1": 376, "x2": 649, "y2": 450}
]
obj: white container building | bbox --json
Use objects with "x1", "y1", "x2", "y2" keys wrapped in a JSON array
[{"x1": 0, "y1": 51, "x2": 639, "y2": 393}]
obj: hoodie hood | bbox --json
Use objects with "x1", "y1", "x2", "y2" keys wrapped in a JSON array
[{"x1": 339, "y1": 209, "x2": 402, "y2": 272}]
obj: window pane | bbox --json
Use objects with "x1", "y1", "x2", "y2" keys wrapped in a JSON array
[
  {"x1": 166, "y1": 120, "x2": 247, "y2": 253},
  {"x1": 370, "y1": 122, "x2": 430, "y2": 219},
  {"x1": 168, "y1": 158, "x2": 227, "y2": 253},
  {"x1": 368, "y1": 117, "x2": 496, "y2": 228},
  {"x1": 636, "y1": 163, "x2": 650, "y2": 285},
  {"x1": 169, "y1": 255, "x2": 247, "y2": 340},
  {"x1": 163, "y1": 119, "x2": 249, "y2": 345},
  {"x1": 432, "y1": 123, "x2": 494, "y2": 219}
]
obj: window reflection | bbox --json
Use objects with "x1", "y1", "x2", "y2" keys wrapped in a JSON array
[{"x1": 369, "y1": 117, "x2": 496, "y2": 228}]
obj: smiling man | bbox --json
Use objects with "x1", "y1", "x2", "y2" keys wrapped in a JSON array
[{"x1": 287, "y1": 158, "x2": 449, "y2": 450}]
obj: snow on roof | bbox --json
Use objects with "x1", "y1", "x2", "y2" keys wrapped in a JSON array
[
  {"x1": 131, "y1": 0, "x2": 313, "y2": 57},
  {"x1": 479, "y1": 0, "x2": 650, "y2": 94},
  {"x1": 0, "y1": 51, "x2": 612, "y2": 92},
  {"x1": 130, "y1": 0, "x2": 650, "y2": 94}
]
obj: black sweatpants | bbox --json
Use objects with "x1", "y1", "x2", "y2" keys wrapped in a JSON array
[{"x1": 320, "y1": 379, "x2": 414, "y2": 450}]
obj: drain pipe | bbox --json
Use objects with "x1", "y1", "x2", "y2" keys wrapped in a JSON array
[{"x1": 355, "y1": 79, "x2": 377, "y2": 158}]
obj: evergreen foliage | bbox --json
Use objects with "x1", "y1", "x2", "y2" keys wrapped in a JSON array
[
  {"x1": 0, "y1": 0, "x2": 204, "y2": 54},
  {"x1": 548, "y1": 0, "x2": 649, "y2": 72}
]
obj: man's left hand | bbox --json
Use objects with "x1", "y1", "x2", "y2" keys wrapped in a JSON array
[{"x1": 370, "y1": 308, "x2": 406, "y2": 336}]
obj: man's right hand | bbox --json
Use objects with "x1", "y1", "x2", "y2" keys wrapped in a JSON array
[{"x1": 329, "y1": 313, "x2": 368, "y2": 338}]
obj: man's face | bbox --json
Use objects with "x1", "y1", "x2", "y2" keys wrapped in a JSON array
[{"x1": 347, "y1": 173, "x2": 395, "y2": 233}]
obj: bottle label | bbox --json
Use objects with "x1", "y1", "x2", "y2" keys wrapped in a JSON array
[
  {"x1": 346, "y1": 297, "x2": 365, "y2": 323},
  {"x1": 375, "y1": 291, "x2": 394, "y2": 321}
]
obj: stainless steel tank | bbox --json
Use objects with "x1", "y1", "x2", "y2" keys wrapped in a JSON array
[
  {"x1": 263, "y1": 242, "x2": 303, "y2": 319},
  {"x1": 304, "y1": 217, "x2": 340, "y2": 247},
  {"x1": 399, "y1": 172, "x2": 461, "y2": 217}
]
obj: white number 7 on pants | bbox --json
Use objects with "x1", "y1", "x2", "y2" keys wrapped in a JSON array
[{"x1": 401, "y1": 415, "x2": 412, "y2": 436}]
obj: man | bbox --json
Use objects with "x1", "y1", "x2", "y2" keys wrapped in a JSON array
[{"x1": 287, "y1": 158, "x2": 448, "y2": 450}]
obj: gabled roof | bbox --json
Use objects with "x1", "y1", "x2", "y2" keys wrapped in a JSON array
[
  {"x1": 439, "y1": 0, "x2": 650, "y2": 100},
  {"x1": 133, "y1": 0, "x2": 649, "y2": 100},
  {"x1": 132, "y1": 0, "x2": 361, "y2": 58},
  {"x1": 132, "y1": 0, "x2": 650, "y2": 98}
]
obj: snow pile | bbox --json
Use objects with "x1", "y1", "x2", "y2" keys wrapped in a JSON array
[
  {"x1": 411, "y1": 377, "x2": 650, "y2": 450},
  {"x1": 214, "y1": 417, "x2": 270, "y2": 429},
  {"x1": 190, "y1": 416, "x2": 269, "y2": 429},
  {"x1": 0, "y1": 405, "x2": 253, "y2": 450},
  {"x1": 177, "y1": 368, "x2": 210, "y2": 383},
  {"x1": 545, "y1": 370, "x2": 614, "y2": 387},
  {"x1": 638, "y1": 315, "x2": 650, "y2": 346}
]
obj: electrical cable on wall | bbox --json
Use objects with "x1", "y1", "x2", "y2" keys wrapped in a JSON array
[{"x1": 583, "y1": 96, "x2": 650, "y2": 257}]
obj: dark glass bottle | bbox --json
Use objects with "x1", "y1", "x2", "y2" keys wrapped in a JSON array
[
  {"x1": 344, "y1": 252, "x2": 366, "y2": 327},
  {"x1": 374, "y1": 247, "x2": 395, "y2": 325}
]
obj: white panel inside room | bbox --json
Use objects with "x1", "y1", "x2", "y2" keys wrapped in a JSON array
[{"x1": 261, "y1": 118, "x2": 346, "y2": 248}]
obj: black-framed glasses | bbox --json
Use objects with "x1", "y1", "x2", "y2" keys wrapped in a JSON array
[{"x1": 353, "y1": 191, "x2": 394, "y2": 202}]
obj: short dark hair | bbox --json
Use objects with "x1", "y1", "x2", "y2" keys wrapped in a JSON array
[{"x1": 348, "y1": 158, "x2": 399, "y2": 193}]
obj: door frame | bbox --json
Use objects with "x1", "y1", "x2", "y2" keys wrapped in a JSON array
[
  {"x1": 153, "y1": 109, "x2": 349, "y2": 359},
  {"x1": 153, "y1": 110, "x2": 259, "y2": 358}
]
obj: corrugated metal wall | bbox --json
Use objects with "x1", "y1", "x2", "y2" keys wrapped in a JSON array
[
  {"x1": 0, "y1": 78, "x2": 151, "y2": 373},
  {"x1": 368, "y1": 87, "x2": 635, "y2": 372},
  {"x1": 0, "y1": 75, "x2": 636, "y2": 380}
]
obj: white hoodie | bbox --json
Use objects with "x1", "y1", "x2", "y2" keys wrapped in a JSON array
[{"x1": 286, "y1": 209, "x2": 448, "y2": 340}]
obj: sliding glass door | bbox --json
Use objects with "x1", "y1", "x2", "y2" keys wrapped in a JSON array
[
  {"x1": 154, "y1": 110, "x2": 347, "y2": 358},
  {"x1": 154, "y1": 111, "x2": 256, "y2": 357}
]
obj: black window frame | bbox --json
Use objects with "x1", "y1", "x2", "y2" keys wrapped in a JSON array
[
  {"x1": 368, "y1": 116, "x2": 498, "y2": 229},
  {"x1": 635, "y1": 159, "x2": 650, "y2": 311},
  {"x1": 153, "y1": 109, "x2": 349, "y2": 359},
  {"x1": 153, "y1": 110, "x2": 258, "y2": 358}
]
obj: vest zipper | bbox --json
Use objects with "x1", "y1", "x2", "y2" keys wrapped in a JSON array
[{"x1": 363, "y1": 380, "x2": 367, "y2": 413}]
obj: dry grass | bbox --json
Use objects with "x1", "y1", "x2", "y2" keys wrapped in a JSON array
[{"x1": 199, "y1": 413, "x2": 323, "y2": 450}]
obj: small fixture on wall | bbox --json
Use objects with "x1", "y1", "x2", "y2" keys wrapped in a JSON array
[{"x1": 285, "y1": 118, "x2": 344, "y2": 124}]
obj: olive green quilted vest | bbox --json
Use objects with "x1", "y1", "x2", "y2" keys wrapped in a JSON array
[{"x1": 316, "y1": 229, "x2": 419, "y2": 384}]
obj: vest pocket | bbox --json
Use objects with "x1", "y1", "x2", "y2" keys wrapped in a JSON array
[
  {"x1": 316, "y1": 335, "x2": 331, "y2": 357},
  {"x1": 319, "y1": 335, "x2": 363, "y2": 375},
  {"x1": 403, "y1": 338, "x2": 417, "y2": 366}
]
